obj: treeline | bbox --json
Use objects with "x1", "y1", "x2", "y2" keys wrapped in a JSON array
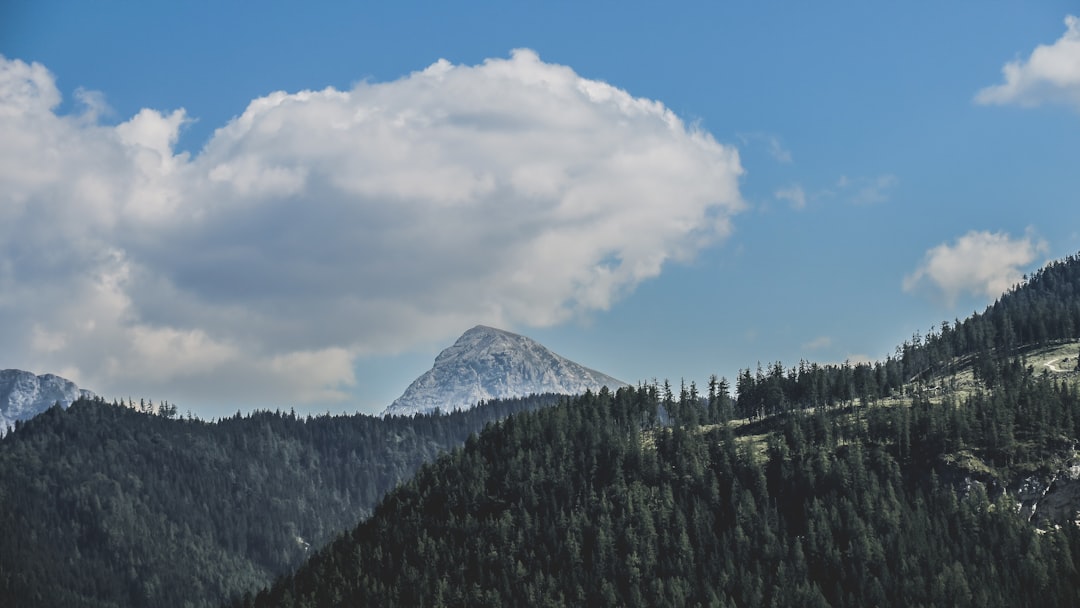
[
  {"x1": 733, "y1": 360, "x2": 903, "y2": 419},
  {"x1": 870, "y1": 359, "x2": 1080, "y2": 473},
  {"x1": 901, "y1": 253, "x2": 1080, "y2": 385},
  {"x1": 240, "y1": 359, "x2": 1080, "y2": 607},
  {"x1": 0, "y1": 393, "x2": 563, "y2": 608},
  {"x1": 731, "y1": 253, "x2": 1080, "y2": 419}
]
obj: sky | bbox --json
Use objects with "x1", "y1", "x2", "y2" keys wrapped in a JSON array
[{"x1": 2, "y1": 2, "x2": 1080, "y2": 418}]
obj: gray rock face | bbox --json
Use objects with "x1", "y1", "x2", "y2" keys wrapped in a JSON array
[
  {"x1": 1016, "y1": 455, "x2": 1080, "y2": 527},
  {"x1": 383, "y1": 325, "x2": 626, "y2": 416},
  {"x1": 0, "y1": 369, "x2": 95, "y2": 435}
]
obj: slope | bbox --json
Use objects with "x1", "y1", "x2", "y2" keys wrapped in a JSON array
[
  {"x1": 242, "y1": 379, "x2": 1080, "y2": 607},
  {"x1": 0, "y1": 393, "x2": 562, "y2": 608},
  {"x1": 242, "y1": 252, "x2": 1080, "y2": 607},
  {"x1": 385, "y1": 325, "x2": 627, "y2": 416}
]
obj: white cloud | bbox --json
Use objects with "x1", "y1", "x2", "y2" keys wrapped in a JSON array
[
  {"x1": 0, "y1": 51, "x2": 745, "y2": 413},
  {"x1": 775, "y1": 184, "x2": 807, "y2": 210},
  {"x1": 975, "y1": 15, "x2": 1080, "y2": 110},
  {"x1": 903, "y1": 230, "x2": 1048, "y2": 305}
]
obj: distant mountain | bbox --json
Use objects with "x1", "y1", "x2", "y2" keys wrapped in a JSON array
[
  {"x1": 384, "y1": 325, "x2": 627, "y2": 416},
  {"x1": 0, "y1": 369, "x2": 94, "y2": 435}
]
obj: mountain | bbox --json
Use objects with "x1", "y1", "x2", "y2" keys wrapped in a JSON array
[
  {"x1": 242, "y1": 253, "x2": 1080, "y2": 608},
  {"x1": 0, "y1": 393, "x2": 562, "y2": 608},
  {"x1": 0, "y1": 369, "x2": 94, "y2": 435},
  {"x1": 384, "y1": 325, "x2": 627, "y2": 416},
  {"x1": 242, "y1": 380, "x2": 1080, "y2": 608}
]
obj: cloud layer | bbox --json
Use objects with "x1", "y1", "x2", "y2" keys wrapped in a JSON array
[
  {"x1": 903, "y1": 230, "x2": 1047, "y2": 305},
  {"x1": 0, "y1": 50, "x2": 744, "y2": 411},
  {"x1": 976, "y1": 15, "x2": 1080, "y2": 110}
]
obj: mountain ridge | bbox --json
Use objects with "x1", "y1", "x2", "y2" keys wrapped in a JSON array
[
  {"x1": 384, "y1": 325, "x2": 627, "y2": 416},
  {"x1": 0, "y1": 392, "x2": 563, "y2": 608},
  {"x1": 0, "y1": 369, "x2": 95, "y2": 435}
]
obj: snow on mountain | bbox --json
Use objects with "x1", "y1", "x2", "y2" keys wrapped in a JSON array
[
  {"x1": 383, "y1": 325, "x2": 627, "y2": 417},
  {"x1": 0, "y1": 370, "x2": 95, "y2": 436}
]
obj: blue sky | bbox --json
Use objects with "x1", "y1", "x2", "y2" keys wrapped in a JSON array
[{"x1": 3, "y1": 2, "x2": 1079, "y2": 417}]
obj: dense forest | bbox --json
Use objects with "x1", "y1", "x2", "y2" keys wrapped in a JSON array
[
  {"x1": 235, "y1": 254, "x2": 1080, "y2": 607},
  {"x1": 0, "y1": 393, "x2": 562, "y2": 608},
  {"x1": 731, "y1": 253, "x2": 1080, "y2": 419},
  {"x1": 5, "y1": 253, "x2": 1080, "y2": 607},
  {"x1": 240, "y1": 361, "x2": 1080, "y2": 607}
]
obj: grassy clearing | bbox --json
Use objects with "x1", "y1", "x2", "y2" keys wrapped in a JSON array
[
  {"x1": 1024, "y1": 342, "x2": 1080, "y2": 374},
  {"x1": 912, "y1": 342, "x2": 1080, "y2": 405},
  {"x1": 735, "y1": 433, "x2": 770, "y2": 460},
  {"x1": 639, "y1": 343, "x2": 1080, "y2": 459}
]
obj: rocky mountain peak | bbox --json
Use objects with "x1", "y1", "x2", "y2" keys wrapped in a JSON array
[
  {"x1": 383, "y1": 326, "x2": 626, "y2": 417},
  {"x1": 0, "y1": 369, "x2": 96, "y2": 435}
]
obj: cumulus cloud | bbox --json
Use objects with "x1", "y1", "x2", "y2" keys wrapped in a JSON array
[
  {"x1": 0, "y1": 51, "x2": 744, "y2": 413},
  {"x1": 902, "y1": 230, "x2": 1048, "y2": 305},
  {"x1": 975, "y1": 15, "x2": 1080, "y2": 110}
]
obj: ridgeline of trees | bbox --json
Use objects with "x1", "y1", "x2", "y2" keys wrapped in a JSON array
[
  {"x1": 5, "y1": 252, "x2": 1080, "y2": 608},
  {"x1": 0, "y1": 393, "x2": 562, "y2": 608},
  {"x1": 240, "y1": 358, "x2": 1080, "y2": 607},
  {"x1": 236, "y1": 254, "x2": 1080, "y2": 608},
  {"x1": 732, "y1": 253, "x2": 1080, "y2": 419}
]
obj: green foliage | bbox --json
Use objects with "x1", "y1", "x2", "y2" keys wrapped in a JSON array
[
  {"x1": 9, "y1": 252, "x2": 1080, "y2": 608},
  {"x1": 0, "y1": 394, "x2": 562, "y2": 608},
  {"x1": 243, "y1": 377, "x2": 1080, "y2": 607},
  {"x1": 240, "y1": 253, "x2": 1080, "y2": 607},
  {"x1": 730, "y1": 253, "x2": 1080, "y2": 419}
]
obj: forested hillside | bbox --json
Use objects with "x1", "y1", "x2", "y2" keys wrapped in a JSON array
[
  {"x1": 731, "y1": 253, "x2": 1080, "y2": 420},
  {"x1": 7, "y1": 254, "x2": 1080, "y2": 608},
  {"x1": 240, "y1": 254, "x2": 1080, "y2": 607},
  {"x1": 0, "y1": 393, "x2": 562, "y2": 608},
  {"x1": 241, "y1": 367, "x2": 1080, "y2": 607}
]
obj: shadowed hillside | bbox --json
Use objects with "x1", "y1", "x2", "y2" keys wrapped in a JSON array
[
  {"x1": 239, "y1": 376, "x2": 1080, "y2": 607},
  {"x1": 0, "y1": 394, "x2": 562, "y2": 608}
]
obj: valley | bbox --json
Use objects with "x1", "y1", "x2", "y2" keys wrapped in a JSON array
[
  {"x1": 3, "y1": 253, "x2": 1080, "y2": 607},
  {"x1": 6, "y1": 8, "x2": 1079, "y2": 607}
]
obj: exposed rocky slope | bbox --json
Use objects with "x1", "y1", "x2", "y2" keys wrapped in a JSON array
[
  {"x1": 0, "y1": 369, "x2": 94, "y2": 435},
  {"x1": 384, "y1": 325, "x2": 626, "y2": 416}
]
